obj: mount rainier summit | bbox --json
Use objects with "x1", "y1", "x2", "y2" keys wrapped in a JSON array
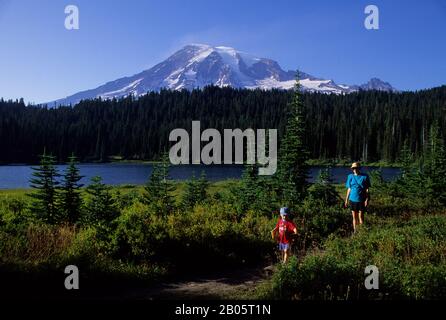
[{"x1": 50, "y1": 44, "x2": 396, "y2": 106}]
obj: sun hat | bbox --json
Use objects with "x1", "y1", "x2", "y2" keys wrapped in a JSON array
[
  {"x1": 280, "y1": 207, "x2": 290, "y2": 215},
  {"x1": 351, "y1": 162, "x2": 361, "y2": 169}
]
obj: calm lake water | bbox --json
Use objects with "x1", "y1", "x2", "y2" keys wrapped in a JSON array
[{"x1": 0, "y1": 163, "x2": 401, "y2": 189}]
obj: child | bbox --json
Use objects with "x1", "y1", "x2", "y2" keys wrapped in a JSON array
[{"x1": 271, "y1": 207, "x2": 297, "y2": 263}]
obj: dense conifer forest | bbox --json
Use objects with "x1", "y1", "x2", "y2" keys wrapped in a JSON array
[{"x1": 0, "y1": 85, "x2": 445, "y2": 163}]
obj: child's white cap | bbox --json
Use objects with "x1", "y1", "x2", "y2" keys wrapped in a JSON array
[{"x1": 280, "y1": 207, "x2": 289, "y2": 215}]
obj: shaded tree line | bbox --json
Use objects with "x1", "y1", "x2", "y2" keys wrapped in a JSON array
[
  {"x1": 28, "y1": 152, "x2": 118, "y2": 226},
  {"x1": 27, "y1": 151, "x2": 210, "y2": 226},
  {"x1": 1, "y1": 85, "x2": 445, "y2": 163}
]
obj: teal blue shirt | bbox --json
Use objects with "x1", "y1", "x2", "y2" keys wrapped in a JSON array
[{"x1": 346, "y1": 173, "x2": 371, "y2": 202}]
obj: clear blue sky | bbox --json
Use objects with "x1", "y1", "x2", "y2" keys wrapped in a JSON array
[{"x1": 0, "y1": 0, "x2": 445, "y2": 103}]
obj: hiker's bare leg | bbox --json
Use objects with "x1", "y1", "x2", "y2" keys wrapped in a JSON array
[
  {"x1": 359, "y1": 210, "x2": 364, "y2": 225},
  {"x1": 283, "y1": 249, "x2": 289, "y2": 263},
  {"x1": 352, "y1": 211, "x2": 358, "y2": 232}
]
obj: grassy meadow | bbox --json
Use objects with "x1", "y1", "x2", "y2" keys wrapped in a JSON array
[{"x1": 1, "y1": 171, "x2": 445, "y2": 300}]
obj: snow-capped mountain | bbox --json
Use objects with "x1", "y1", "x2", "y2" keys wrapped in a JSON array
[
  {"x1": 49, "y1": 44, "x2": 397, "y2": 106},
  {"x1": 357, "y1": 78, "x2": 395, "y2": 91}
]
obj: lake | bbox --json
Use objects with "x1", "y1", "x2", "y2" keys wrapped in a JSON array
[{"x1": 0, "y1": 163, "x2": 401, "y2": 189}]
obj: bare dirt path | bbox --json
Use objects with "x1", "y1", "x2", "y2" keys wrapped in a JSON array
[{"x1": 122, "y1": 265, "x2": 274, "y2": 300}]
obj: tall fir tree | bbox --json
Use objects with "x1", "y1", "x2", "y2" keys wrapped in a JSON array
[
  {"x1": 235, "y1": 165, "x2": 275, "y2": 214},
  {"x1": 84, "y1": 176, "x2": 117, "y2": 226},
  {"x1": 400, "y1": 139, "x2": 415, "y2": 178},
  {"x1": 143, "y1": 154, "x2": 175, "y2": 214},
  {"x1": 60, "y1": 154, "x2": 84, "y2": 224},
  {"x1": 182, "y1": 171, "x2": 209, "y2": 210},
  {"x1": 398, "y1": 139, "x2": 424, "y2": 198},
  {"x1": 28, "y1": 151, "x2": 60, "y2": 224},
  {"x1": 307, "y1": 167, "x2": 339, "y2": 206},
  {"x1": 425, "y1": 122, "x2": 446, "y2": 204},
  {"x1": 275, "y1": 72, "x2": 310, "y2": 207},
  {"x1": 144, "y1": 162, "x2": 163, "y2": 204},
  {"x1": 239, "y1": 165, "x2": 259, "y2": 212},
  {"x1": 181, "y1": 174, "x2": 199, "y2": 210}
]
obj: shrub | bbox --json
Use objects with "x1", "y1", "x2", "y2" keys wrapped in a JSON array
[
  {"x1": 115, "y1": 189, "x2": 140, "y2": 210},
  {"x1": 270, "y1": 214, "x2": 446, "y2": 300},
  {"x1": 0, "y1": 223, "x2": 76, "y2": 265},
  {"x1": 0, "y1": 198, "x2": 35, "y2": 233},
  {"x1": 112, "y1": 202, "x2": 167, "y2": 261},
  {"x1": 294, "y1": 200, "x2": 350, "y2": 249},
  {"x1": 61, "y1": 226, "x2": 101, "y2": 264}
]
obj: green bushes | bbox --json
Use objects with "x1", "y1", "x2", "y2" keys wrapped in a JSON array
[
  {"x1": 307, "y1": 168, "x2": 340, "y2": 207},
  {"x1": 0, "y1": 197, "x2": 35, "y2": 232},
  {"x1": 111, "y1": 201, "x2": 276, "y2": 271},
  {"x1": 296, "y1": 201, "x2": 350, "y2": 247},
  {"x1": 271, "y1": 255, "x2": 359, "y2": 300},
  {"x1": 270, "y1": 214, "x2": 446, "y2": 300},
  {"x1": 113, "y1": 202, "x2": 167, "y2": 261},
  {"x1": 61, "y1": 226, "x2": 101, "y2": 263},
  {"x1": 1, "y1": 180, "x2": 280, "y2": 279},
  {"x1": 2, "y1": 163, "x2": 445, "y2": 299},
  {"x1": 0, "y1": 223, "x2": 76, "y2": 265},
  {"x1": 368, "y1": 126, "x2": 446, "y2": 215}
]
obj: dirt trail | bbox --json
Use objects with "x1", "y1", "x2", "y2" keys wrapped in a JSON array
[{"x1": 124, "y1": 265, "x2": 274, "y2": 300}]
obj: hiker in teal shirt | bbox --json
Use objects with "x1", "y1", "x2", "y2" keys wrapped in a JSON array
[{"x1": 344, "y1": 162, "x2": 371, "y2": 233}]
